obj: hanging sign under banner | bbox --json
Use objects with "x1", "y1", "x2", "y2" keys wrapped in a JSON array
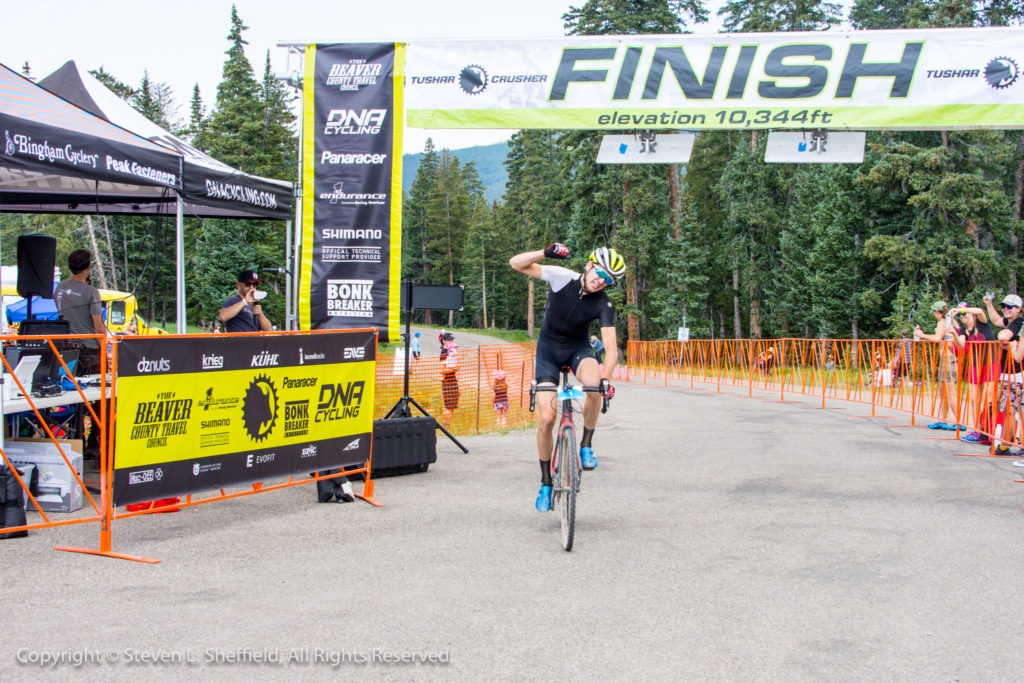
[
  {"x1": 112, "y1": 331, "x2": 376, "y2": 506},
  {"x1": 299, "y1": 43, "x2": 403, "y2": 341},
  {"x1": 404, "y1": 27, "x2": 1024, "y2": 131}
]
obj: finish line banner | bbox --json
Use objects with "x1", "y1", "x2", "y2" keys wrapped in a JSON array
[
  {"x1": 299, "y1": 43, "x2": 403, "y2": 341},
  {"x1": 404, "y1": 27, "x2": 1024, "y2": 131},
  {"x1": 113, "y1": 331, "x2": 376, "y2": 506}
]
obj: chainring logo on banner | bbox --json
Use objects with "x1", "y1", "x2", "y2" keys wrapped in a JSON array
[
  {"x1": 460, "y1": 65, "x2": 488, "y2": 95},
  {"x1": 985, "y1": 56, "x2": 1019, "y2": 89},
  {"x1": 243, "y1": 374, "x2": 279, "y2": 442}
]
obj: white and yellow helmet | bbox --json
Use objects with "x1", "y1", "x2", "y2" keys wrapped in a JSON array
[{"x1": 587, "y1": 247, "x2": 626, "y2": 280}]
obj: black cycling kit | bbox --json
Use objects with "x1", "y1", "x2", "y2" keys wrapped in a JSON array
[{"x1": 535, "y1": 266, "x2": 616, "y2": 384}]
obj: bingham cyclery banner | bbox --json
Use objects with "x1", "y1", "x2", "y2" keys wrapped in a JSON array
[
  {"x1": 113, "y1": 331, "x2": 376, "y2": 506},
  {"x1": 299, "y1": 43, "x2": 403, "y2": 341},
  {"x1": 404, "y1": 27, "x2": 1024, "y2": 131}
]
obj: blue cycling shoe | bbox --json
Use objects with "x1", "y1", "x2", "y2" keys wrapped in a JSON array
[
  {"x1": 927, "y1": 421, "x2": 947, "y2": 429},
  {"x1": 535, "y1": 485, "x2": 552, "y2": 512},
  {"x1": 580, "y1": 446, "x2": 598, "y2": 470}
]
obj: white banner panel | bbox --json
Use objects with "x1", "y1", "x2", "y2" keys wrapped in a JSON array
[
  {"x1": 404, "y1": 28, "x2": 1024, "y2": 131},
  {"x1": 596, "y1": 133, "x2": 695, "y2": 163},
  {"x1": 764, "y1": 131, "x2": 866, "y2": 163}
]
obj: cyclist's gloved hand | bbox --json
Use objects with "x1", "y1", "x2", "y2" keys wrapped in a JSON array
[
  {"x1": 544, "y1": 243, "x2": 570, "y2": 260},
  {"x1": 601, "y1": 380, "x2": 615, "y2": 400}
]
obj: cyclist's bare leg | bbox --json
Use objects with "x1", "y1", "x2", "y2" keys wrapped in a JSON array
[
  {"x1": 575, "y1": 357, "x2": 603, "y2": 430},
  {"x1": 535, "y1": 382, "x2": 557, "y2": 462}
]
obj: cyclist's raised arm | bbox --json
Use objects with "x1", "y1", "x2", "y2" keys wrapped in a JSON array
[
  {"x1": 510, "y1": 243, "x2": 571, "y2": 279},
  {"x1": 509, "y1": 249, "x2": 546, "y2": 279}
]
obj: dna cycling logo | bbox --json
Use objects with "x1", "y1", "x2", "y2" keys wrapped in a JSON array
[
  {"x1": 985, "y1": 56, "x2": 1019, "y2": 89},
  {"x1": 242, "y1": 374, "x2": 279, "y2": 442}
]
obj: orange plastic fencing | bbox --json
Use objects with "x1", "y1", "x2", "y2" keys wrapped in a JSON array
[
  {"x1": 374, "y1": 341, "x2": 538, "y2": 435},
  {"x1": 629, "y1": 337, "x2": 1024, "y2": 455}
]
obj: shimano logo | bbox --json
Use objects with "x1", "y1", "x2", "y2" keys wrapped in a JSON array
[
  {"x1": 137, "y1": 356, "x2": 171, "y2": 373},
  {"x1": 128, "y1": 469, "x2": 155, "y2": 485},
  {"x1": 202, "y1": 353, "x2": 224, "y2": 369},
  {"x1": 343, "y1": 347, "x2": 366, "y2": 360},
  {"x1": 343, "y1": 438, "x2": 360, "y2": 452},
  {"x1": 301, "y1": 444, "x2": 318, "y2": 458},
  {"x1": 251, "y1": 351, "x2": 280, "y2": 367}
]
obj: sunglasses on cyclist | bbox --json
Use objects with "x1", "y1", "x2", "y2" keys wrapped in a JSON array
[
  {"x1": 593, "y1": 266, "x2": 614, "y2": 286},
  {"x1": 244, "y1": 281, "x2": 259, "y2": 286},
  {"x1": 1001, "y1": 303, "x2": 1018, "y2": 309}
]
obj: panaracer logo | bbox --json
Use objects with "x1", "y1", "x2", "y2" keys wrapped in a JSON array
[
  {"x1": 301, "y1": 444, "x2": 318, "y2": 458},
  {"x1": 343, "y1": 347, "x2": 366, "y2": 360},
  {"x1": 202, "y1": 353, "x2": 224, "y2": 370},
  {"x1": 546, "y1": 42, "x2": 924, "y2": 102},
  {"x1": 251, "y1": 350, "x2": 280, "y2": 367},
  {"x1": 460, "y1": 65, "x2": 488, "y2": 94},
  {"x1": 343, "y1": 438, "x2": 360, "y2": 452},
  {"x1": 985, "y1": 56, "x2": 1019, "y2": 89},
  {"x1": 137, "y1": 356, "x2": 171, "y2": 373},
  {"x1": 128, "y1": 469, "x2": 155, "y2": 485},
  {"x1": 319, "y1": 181, "x2": 387, "y2": 205},
  {"x1": 323, "y1": 108, "x2": 387, "y2": 135},
  {"x1": 315, "y1": 381, "x2": 365, "y2": 423},
  {"x1": 319, "y1": 151, "x2": 387, "y2": 165},
  {"x1": 326, "y1": 279, "x2": 374, "y2": 318}
]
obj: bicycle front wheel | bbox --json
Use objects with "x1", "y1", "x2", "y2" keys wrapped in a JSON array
[{"x1": 558, "y1": 425, "x2": 578, "y2": 551}]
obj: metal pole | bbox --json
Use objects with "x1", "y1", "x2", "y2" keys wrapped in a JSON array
[
  {"x1": 176, "y1": 195, "x2": 185, "y2": 334},
  {"x1": 285, "y1": 219, "x2": 293, "y2": 330}
]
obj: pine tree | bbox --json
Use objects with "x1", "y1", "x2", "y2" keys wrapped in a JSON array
[
  {"x1": 186, "y1": 84, "x2": 208, "y2": 151},
  {"x1": 89, "y1": 66, "x2": 135, "y2": 102}
]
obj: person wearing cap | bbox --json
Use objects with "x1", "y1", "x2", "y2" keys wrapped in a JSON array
[
  {"x1": 914, "y1": 301, "x2": 962, "y2": 430},
  {"x1": 510, "y1": 242, "x2": 623, "y2": 513},
  {"x1": 220, "y1": 269, "x2": 272, "y2": 333},
  {"x1": 950, "y1": 303, "x2": 996, "y2": 445},
  {"x1": 411, "y1": 332, "x2": 422, "y2": 359},
  {"x1": 983, "y1": 293, "x2": 1024, "y2": 454},
  {"x1": 440, "y1": 338, "x2": 460, "y2": 423}
]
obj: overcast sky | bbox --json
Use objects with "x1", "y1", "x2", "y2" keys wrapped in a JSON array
[{"x1": 1, "y1": 0, "x2": 740, "y2": 153}]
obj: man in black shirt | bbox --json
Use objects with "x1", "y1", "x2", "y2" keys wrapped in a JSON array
[
  {"x1": 220, "y1": 269, "x2": 272, "y2": 333},
  {"x1": 510, "y1": 243, "x2": 623, "y2": 512}
]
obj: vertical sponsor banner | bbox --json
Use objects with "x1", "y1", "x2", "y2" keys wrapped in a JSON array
[
  {"x1": 112, "y1": 331, "x2": 376, "y2": 506},
  {"x1": 299, "y1": 44, "x2": 403, "y2": 342}
]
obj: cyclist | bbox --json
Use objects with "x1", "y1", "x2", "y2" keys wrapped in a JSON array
[{"x1": 509, "y1": 243, "x2": 623, "y2": 511}]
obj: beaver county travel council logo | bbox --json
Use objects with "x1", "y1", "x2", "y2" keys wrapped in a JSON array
[
  {"x1": 985, "y1": 56, "x2": 1019, "y2": 89},
  {"x1": 243, "y1": 374, "x2": 279, "y2": 442},
  {"x1": 460, "y1": 65, "x2": 487, "y2": 95}
]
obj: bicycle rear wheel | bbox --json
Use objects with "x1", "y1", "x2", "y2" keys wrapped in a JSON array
[{"x1": 557, "y1": 425, "x2": 578, "y2": 551}]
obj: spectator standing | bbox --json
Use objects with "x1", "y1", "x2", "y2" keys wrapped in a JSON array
[
  {"x1": 440, "y1": 338, "x2": 460, "y2": 423},
  {"x1": 220, "y1": 269, "x2": 272, "y2": 333},
  {"x1": 951, "y1": 304, "x2": 996, "y2": 445},
  {"x1": 54, "y1": 249, "x2": 106, "y2": 460},
  {"x1": 983, "y1": 293, "x2": 1024, "y2": 454},
  {"x1": 914, "y1": 301, "x2": 962, "y2": 430},
  {"x1": 891, "y1": 329, "x2": 913, "y2": 388},
  {"x1": 411, "y1": 332, "x2": 422, "y2": 359},
  {"x1": 492, "y1": 369, "x2": 509, "y2": 430},
  {"x1": 590, "y1": 334, "x2": 606, "y2": 366}
]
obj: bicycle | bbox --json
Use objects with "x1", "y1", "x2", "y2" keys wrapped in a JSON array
[{"x1": 530, "y1": 367, "x2": 609, "y2": 551}]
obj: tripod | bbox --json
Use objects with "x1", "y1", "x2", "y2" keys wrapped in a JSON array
[{"x1": 384, "y1": 281, "x2": 468, "y2": 453}]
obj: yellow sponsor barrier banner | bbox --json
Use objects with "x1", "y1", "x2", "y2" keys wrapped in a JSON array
[{"x1": 113, "y1": 330, "x2": 376, "y2": 506}]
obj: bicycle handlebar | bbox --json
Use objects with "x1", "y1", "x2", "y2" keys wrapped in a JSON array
[{"x1": 529, "y1": 381, "x2": 610, "y2": 414}]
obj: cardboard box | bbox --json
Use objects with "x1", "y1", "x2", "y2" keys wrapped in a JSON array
[{"x1": 6, "y1": 438, "x2": 83, "y2": 512}]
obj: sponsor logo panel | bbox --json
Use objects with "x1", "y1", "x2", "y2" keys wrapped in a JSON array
[{"x1": 326, "y1": 279, "x2": 375, "y2": 318}]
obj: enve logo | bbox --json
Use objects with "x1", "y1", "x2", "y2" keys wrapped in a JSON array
[{"x1": 343, "y1": 347, "x2": 365, "y2": 360}]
